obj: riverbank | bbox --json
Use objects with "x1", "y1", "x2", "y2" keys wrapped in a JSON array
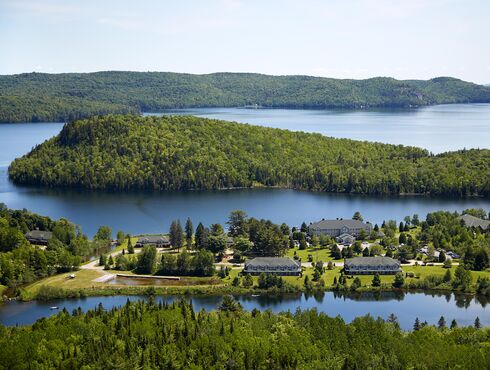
[{"x1": 12, "y1": 264, "x2": 489, "y2": 302}]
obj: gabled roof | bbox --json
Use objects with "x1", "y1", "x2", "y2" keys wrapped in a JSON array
[
  {"x1": 345, "y1": 256, "x2": 400, "y2": 267},
  {"x1": 309, "y1": 219, "x2": 370, "y2": 230},
  {"x1": 459, "y1": 214, "x2": 489, "y2": 230},
  {"x1": 338, "y1": 233, "x2": 354, "y2": 239},
  {"x1": 25, "y1": 230, "x2": 53, "y2": 240},
  {"x1": 137, "y1": 235, "x2": 170, "y2": 243},
  {"x1": 245, "y1": 257, "x2": 300, "y2": 268}
]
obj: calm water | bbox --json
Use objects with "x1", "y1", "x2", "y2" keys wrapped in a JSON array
[
  {"x1": 0, "y1": 292, "x2": 487, "y2": 329},
  {"x1": 0, "y1": 105, "x2": 489, "y2": 236},
  {"x1": 151, "y1": 104, "x2": 490, "y2": 154}
]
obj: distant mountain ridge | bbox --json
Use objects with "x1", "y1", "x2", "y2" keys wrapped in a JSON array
[{"x1": 1, "y1": 71, "x2": 490, "y2": 122}]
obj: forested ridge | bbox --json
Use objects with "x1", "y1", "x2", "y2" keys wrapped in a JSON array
[
  {"x1": 1, "y1": 299, "x2": 489, "y2": 369},
  {"x1": 8, "y1": 115, "x2": 490, "y2": 197},
  {"x1": 1, "y1": 71, "x2": 490, "y2": 122}
]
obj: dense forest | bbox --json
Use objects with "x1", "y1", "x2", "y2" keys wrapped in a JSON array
[
  {"x1": 1, "y1": 72, "x2": 490, "y2": 122},
  {"x1": 9, "y1": 115, "x2": 490, "y2": 196},
  {"x1": 0, "y1": 204, "x2": 110, "y2": 289},
  {"x1": 0, "y1": 298, "x2": 489, "y2": 369}
]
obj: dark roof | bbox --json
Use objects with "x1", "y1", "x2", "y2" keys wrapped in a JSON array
[
  {"x1": 345, "y1": 257, "x2": 400, "y2": 267},
  {"x1": 309, "y1": 219, "x2": 370, "y2": 230},
  {"x1": 338, "y1": 233, "x2": 354, "y2": 239},
  {"x1": 25, "y1": 230, "x2": 53, "y2": 240},
  {"x1": 137, "y1": 235, "x2": 170, "y2": 243},
  {"x1": 245, "y1": 257, "x2": 300, "y2": 268},
  {"x1": 459, "y1": 214, "x2": 489, "y2": 230}
]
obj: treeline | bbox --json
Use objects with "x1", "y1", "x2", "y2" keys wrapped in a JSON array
[
  {"x1": 9, "y1": 115, "x2": 490, "y2": 197},
  {"x1": 1, "y1": 299, "x2": 489, "y2": 369},
  {"x1": 2, "y1": 71, "x2": 490, "y2": 122},
  {"x1": 355, "y1": 209, "x2": 490, "y2": 271},
  {"x1": 0, "y1": 204, "x2": 110, "y2": 289}
]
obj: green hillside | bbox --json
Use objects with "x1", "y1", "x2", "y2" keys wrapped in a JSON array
[
  {"x1": 8, "y1": 115, "x2": 490, "y2": 197},
  {"x1": 1, "y1": 72, "x2": 490, "y2": 122}
]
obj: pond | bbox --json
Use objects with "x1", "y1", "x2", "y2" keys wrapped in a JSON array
[{"x1": 0, "y1": 292, "x2": 487, "y2": 330}]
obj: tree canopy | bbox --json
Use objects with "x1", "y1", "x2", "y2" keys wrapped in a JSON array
[
  {"x1": 0, "y1": 299, "x2": 489, "y2": 369},
  {"x1": 8, "y1": 114, "x2": 490, "y2": 197},
  {"x1": 2, "y1": 72, "x2": 490, "y2": 122}
]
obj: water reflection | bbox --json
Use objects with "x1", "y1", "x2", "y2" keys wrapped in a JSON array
[{"x1": 0, "y1": 291, "x2": 487, "y2": 329}]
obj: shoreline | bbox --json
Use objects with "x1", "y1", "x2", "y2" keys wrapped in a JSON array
[{"x1": 7, "y1": 282, "x2": 486, "y2": 303}]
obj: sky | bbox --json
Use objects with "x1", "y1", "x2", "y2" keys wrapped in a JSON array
[{"x1": 0, "y1": 0, "x2": 489, "y2": 83}]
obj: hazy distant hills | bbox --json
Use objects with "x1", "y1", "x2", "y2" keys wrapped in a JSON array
[{"x1": 1, "y1": 71, "x2": 490, "y2": 122}]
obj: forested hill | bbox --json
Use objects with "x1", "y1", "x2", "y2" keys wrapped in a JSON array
[
  {"x1": 8, "y1": 115, "x2": 490, "y2": 197},
  {"x1": 1, "y1": 71, "x2": 490, "y2": 122}
]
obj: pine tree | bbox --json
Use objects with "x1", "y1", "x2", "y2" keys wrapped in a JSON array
[
  {"x1": 127, "y1": 236, "x2": 135, "y2": 254},
  {"x1": 185, "y1": 217, "x2": 193, "y2": 248},
  {"x1": 438, "y1": 316, "x2": 446, "y2": 329},
  {"x1": 443, "y1": 269, "x2": 452, "y2": 283},
  {"x1": 99, "y1": 255, "x2": 106, "y2": 266},
  {"x1": 170, "y1": 220, "x2": 184, "y2": 250},
  {"x1": 450, "y1": 319, "x2": 458, "y2": 329},
  {"x1": 195, "y1": 223, "x2": 207, "y2": 249},
  {"x1": 413, "y1": 317, "x2": 421, "y2": 331},
  {"x1": 474, "y1": 317, "x2": 481, "y2": 329},
  {"x1": 392, "y1": 272, "x2": 404, "y2": 288},
  {"x1": 372, "y1": 273, "x2": 381, "y2": 287}
]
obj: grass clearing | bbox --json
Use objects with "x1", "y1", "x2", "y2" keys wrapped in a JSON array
[
  {"x1": 24, "y1": 269, "x2": 106, "y2": 295},
  {"x1": 286, "y1": 246, "x2": 334, "y2": 263}
]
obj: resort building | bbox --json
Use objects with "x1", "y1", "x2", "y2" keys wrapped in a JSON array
[
  {"x1": 243, "y1": 257, "x2": 301, "y2": 276},
  {"x1": 25, "y1": 230, "x2": 53, "y2": 246},
  {"x1": 344, "y1": 256, "x2": 401, "y2": 275},
  {"x1": 309, "y1": 219, "x2": 372, "y2": 237},
  {"x1": 135, "y1": 235, "x2": 171, "y2": 248},
  {"x1": 459, "y1": 214, "x2": 489, "y2": 231},
  {"x1": 336, "y1": 233, "x2": 355, "y2": 245}
]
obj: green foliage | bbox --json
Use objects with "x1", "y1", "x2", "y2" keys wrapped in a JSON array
[
  {"x1": 453, "y1": 265, "x2": 473, "y2": 291},
  {"x1": 1, "y1": 299, "x2": 489, "y2": 369},
  {"x1": 158, "y1": 249, "x2": 215, "y2": 277},
  {"x1": 219, "y1": 295, "x2": 242, "y2": 312},
  {"x1": 136, "y1": 245, "x2": 157, "y2": 274},
  {"x1": 372, "y1": 273, "x2": 381, "y2": 287},
  {"x1": 94, "y1": 225, "x2": 112, "y2": 241},
  {"x1": 0, "y1": 204, "x2": 100, "y2": 288},
  {"x1": 169, "y1": 220, "x2": 183, "y2": 249},
  {"x1": 392, "y1": 272, "x2": 405, "y2": 288},
  {"x1": 8, "y1": 115, "x2": 490, "y2": 197},
  {"x1": 258, "y1": 273, "x2": 284, "y2": 289},
  {"x1": 418, "y1": 210, "x2": 490, "y2": 266},
  {"x1": 227, "y1": 210, "x2": 248, "y2": 237},
  {"x1": 2, "y1": 72, "x2": 490, "y2": 122},
  {"x1": 242, "y1": 274, "x2": 253, "y2": 288}
]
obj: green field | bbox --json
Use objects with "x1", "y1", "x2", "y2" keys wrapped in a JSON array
[{"x1": 286, "y1": 246, "x2": 335, "y2": 263}]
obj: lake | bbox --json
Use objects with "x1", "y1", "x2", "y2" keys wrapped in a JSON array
[
  {"x1": 149, "y1": 104, "x2": 490, "y2": 154},
  {"x1": 0, "y1": 105, "x2": 489, "y2": 236},
  {"x1": 0, "y1": 292, "x2": 487, "y2": 329}
]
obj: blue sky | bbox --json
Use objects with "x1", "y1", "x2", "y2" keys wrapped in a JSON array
[{"x1": 1, "y1": 0, "x2": 489, "y2": 83}]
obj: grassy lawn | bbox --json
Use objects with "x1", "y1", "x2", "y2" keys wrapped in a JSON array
[
  {"x1": 24, "y1": 269, "x2": 106, "y2": 295},
  {"x1": 286, "y1": 246, "x2": 334, "y2": 263}
]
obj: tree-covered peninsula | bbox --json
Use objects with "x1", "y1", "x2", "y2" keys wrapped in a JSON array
[
  {"x1": 2, "y1": 71, "x2": 490, "y2": 122},
  {"x1": 8, "y1": 115, "x2": 490, "y2": 197}
]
